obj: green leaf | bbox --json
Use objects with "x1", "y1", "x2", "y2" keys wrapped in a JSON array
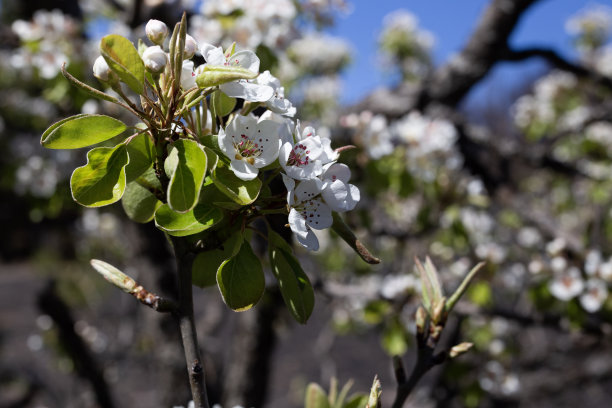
[
  {"x1": 305, "y1": 383, "x2": 331, "y2": 408},
  {"x1": 192, "y1": 231, "x2": 243, "y2": 287},
  {"x1": 203, "y1": 146, "x2": 219, "y2": 173},
  {"x1": 196, "y1": 65, "x2": 258, "y2": 89},
  {"x1": 41, "y1": 114, "x2": 127, "y2": 149},
  {"x1": 70, "y1": 144, "x2": 129, "y2": 207},
  {"x1": 217, "y1": 239, "x2": 265, "y2": 311},
  {"x1": 61, "y1": 64, "x2": 121, "y2": 104},
  {"x1": 211, "y1": 164, "x2": 261, "y2": 206},
  {"x1": 166, "y1": 139, "x2": 208, "y2": 213},
  {"x1": 100, "y1": 34, "x2": 145, "y2": 94},
  {"x1": 125, "y1": 133, "x2": 155, "y2": 182},
  {"x1": 121, "y1": 169, "x2": 162, "y2": 223},
  {"x1": 154, "y1": 203, "x2": 223, "y2": 237},
  {"x1": 211, "y1": 90, "x2": 237, "y2": 118},
  {"x1": 269, "y1": 230, "x2": 314, "y2": 324},
  {"x1": 344, "y1": 395, "x2": 368, "y2": 408},
  {"x1": 381, "y1": 318, "x2": 409, "y2": 356}
]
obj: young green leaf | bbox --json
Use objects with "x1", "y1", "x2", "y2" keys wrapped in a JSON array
[
  {"x1": 122, "y1": 169, "x2": 162, "y2": 223},
  {"x1": 211, "y1": 90, "x2": 237, "y2": 119},
  {"x1": 165, "y1": 139, "x2": 208, "y2": 213},
  {"x1": 268, "y1": 230, "x2": 315, "y2": 324},
  {"x1": 154, "y1": 203, "x2": 223, "y2": 236},
  {"x1": 125, "y1": 133, "x2": 155, "y2": 182},
  {"x1": 217, "y1": 239, "x2": 265, "y2": 311},
  {"x1": 192, "y1": 231, "x2": 243, "y2": 287},
  {"x1": 211, "y1": 164, "x2": 261, "y2": 206},
  {"x1": 41, "y1": 114, "x2": 127, "y2": 149},
  {"x1": 70, "y1": 144, "x2": 129, "y2": 207},
  {"x1": 304, "y1": 383, "x2": 331, "y2": 408},
  {"x1": 195, "y1": 65, "x2": 258, "y2": 89},
  {"x1": 100, "y1": 34, "x2": 145, "y2": 94}
]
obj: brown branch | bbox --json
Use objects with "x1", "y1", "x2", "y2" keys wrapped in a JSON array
[
  {"x1": 501, "y1": 47, "x2": 612, "y2": 93},
  {"x1": 171, "y1": 236, "x2": 211, "y2": 408}
]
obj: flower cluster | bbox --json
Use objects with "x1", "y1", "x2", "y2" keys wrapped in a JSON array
[{"x1": 96, "y1": 18, "x2": 358, "y2": 252}]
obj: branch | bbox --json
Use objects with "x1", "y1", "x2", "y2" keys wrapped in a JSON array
[
  {"x1": 501, "y1": 47, "x2": 612, "y2": 93},
  {"x1": 171, "y1": 236, "x2": 211, "y2": 408},
  {"x1": 419, "y1": 0, "x2": 542, "y2": 108}
]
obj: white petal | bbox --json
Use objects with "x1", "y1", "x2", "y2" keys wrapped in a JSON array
[
  {"x1": 322, "y1": 179, "x2": 349, "y2": 212},
  {"x1": 252, "y1": 120, "x2": 281, "y2": 167},
  {"x1": 231, "y1": 50, "x2": 260, "y2": 73},
  {"x1": 230, "y1": 159, "x2": 258, "y2": 181},
  {"x1": 220, "y1": 82, "x2": 274, "y2": 102},
  {"x1": 294, "y1": 179, "x2": 323, "y2": 203},
  {"x1": 201, "y1": 44, "x2": 225, "y2": 65},
  {"x1": 303, "y1": 199, "x2": 333, "y2": 230},
  {"x1": 282, "y1": 174, "x2": 296, "y2": 205},
  {"x1": 322, "y1": 163, "x2": 351, "y2": 183},
  {"x1": 288, "y1": 208, "x2": 308, "y2": 238},
  {"x1": 218, "y1": 128, "x2": 232, "y2": 157},
  {"x1": 295, "y1": 229, "x2": 319, "y2": 251}
]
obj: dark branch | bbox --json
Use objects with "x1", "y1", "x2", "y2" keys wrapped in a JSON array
[{"x1": 501, "y1": 47, "x2": 612, "y2": 93}]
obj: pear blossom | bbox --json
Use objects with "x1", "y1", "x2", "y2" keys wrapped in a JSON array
[
  {"x1": 320, "y1": 163, "x2": 360, "y2": 212},
  {"x1": 218, "y1": 115, "x2": 281, "y2": 181},
  {"x1": 549, "y1": 267, "x2": 584, "y2": 301},
  {"x1": 200, "y1": 43, "x2": 273, "y2": 102},
  {"x1": 142, "y1": 46, "x2": 167, "y2": 73},
  {"x1": 580, "y1": 279, "x2": 609, "y2": 312},
  {"x1": 284, "y1": 177, "x2": 333, "y2": 251},
  {"x1": 145, "y1": 19, "x2": 168, "y2": 45},
  {"x1": 255, "y1": 71, "x2": 296, "y2": 116},
  {"x1": 279, "y1": 124, "x2": 325, "y2": 180},
  {"x1": 181, "y1": 60, "x2": 204, "y2": 90}
]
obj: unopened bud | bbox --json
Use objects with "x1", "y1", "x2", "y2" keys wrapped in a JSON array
[
  {"x1": 145, "y1": 19, "x2": 168, "y2": 45},
  {"x1": 93, "y1": 55, "x2": 114, "y2": 82},
  {"x1": 431, "y1": 296, "x2": 447, "y2": 325},
  {"x1": 143, "y1": 45, "x2": 167, "y2": 73},
  {"x1": 415, "y1": 305, "x2": 427, "y2": 334},
  {"x1": 184, "y1": 34, "x2": 198, "y2": 59},
  {"x1": 449, "y1": 342, "x2": 474, "y2": 358}
]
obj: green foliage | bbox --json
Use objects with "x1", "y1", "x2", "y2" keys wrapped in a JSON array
[
  {"x1": 165, "y1": 139, "x2": 208, "y2": 213},
  {"x1": 211, "y1": 164, "x2": 262, "y2": 205},
  {"x1": 381, "y1": 317, "x2": 409, "y2": 356},
  {"x1": 217, "y1": 239, "x2": 265, "y2": 311},
  {"x1": 100, "y1": 34, "x2": 145, "y2": 94},
  {"x1": 268, "y1": 230, "x2": 315, "y2": 324},
  {"x1": 192, "y1": 231, "x2": 243, "y2": 287},
  {"x1": 154, "y1": 203, "x2": 223, "y2": 236},
  {"x1": 125, "y1": 133, "x2": 155, "y2": 182},
  {"x1": 70, "y1": 144, "x2": 129, "y2": 207},
  {"x1": 122, "y1": 169, "x2": 162, "y2": 223},
  {"x1": 211, "y1": 90, "x2": 237, "y2": 119},
  {"x1": 41, "y1": 114, "x2": 127, "y2": 149}
]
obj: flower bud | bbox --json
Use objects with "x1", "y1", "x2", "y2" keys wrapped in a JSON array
[
  {"x1": 143, "y1": 45, "x2": 167, "y2": 73},
  {"x1": 145, "y1": 19, "x2": 168, "y2": 45},
  {"x1": 184, "y1": 34, "x2": 198, "y2": 59},
  {"x1": 449, "y1": 342, "x2": 474, "y2": 358},
  {"x1": 93, "y1": 55, "x2": 113, "y2": 82}
]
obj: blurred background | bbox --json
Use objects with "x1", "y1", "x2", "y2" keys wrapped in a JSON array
[{"x1": 2, "y1": 0, "x2": 612, "y2": 407}]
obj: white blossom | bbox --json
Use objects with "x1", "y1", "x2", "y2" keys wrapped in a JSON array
[
  {"x1": 279, "y1": 124, "x2": 325, "y2": 180},
  {"x1": 255, "y1": 71, "x2": 296, "y2": 117},
  {"x1": 549, "y1": 267, "x2": 584, "y2": 301},
  {"x1": 580, "y1": 279, "x2": 608, "y2": 312},
  {"x1": 93, "y1": 56, "x2": 112, "y2": 82},
  {"x1": 284, "y1": 177, "x2": 333, "y2": 251},
  {"x1": 200, "y1": 44, "x2": 273, "y2": 102},
  {"x1": 218, "y1": 114, "x2": 281, "y2": 180},
  {"x1": 320, "y1": 163, "x2": 360, "y2": 212}
]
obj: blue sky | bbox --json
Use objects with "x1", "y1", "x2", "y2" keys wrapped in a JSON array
[{"x1": 328, "y1": 0, "x2": 606, "y2": 104}]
